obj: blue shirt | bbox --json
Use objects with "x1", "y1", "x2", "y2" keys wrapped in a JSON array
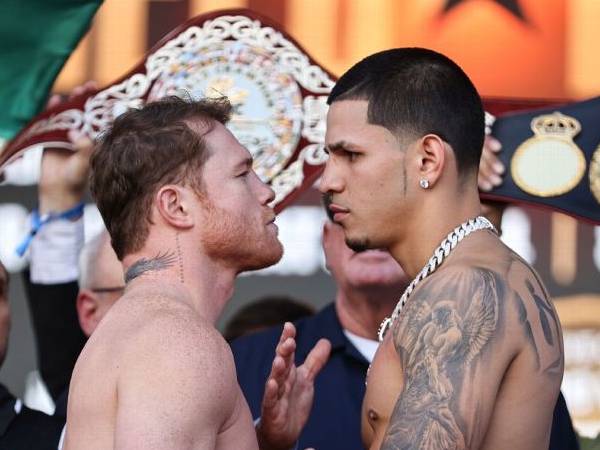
[{"x1": 231, "y1": 303, "x2": 368, "y2": 450}]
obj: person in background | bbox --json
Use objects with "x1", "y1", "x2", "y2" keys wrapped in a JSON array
[
  {"x1": 224, "y1": 296, "x2": 314, "y2": 342},
  {"x1": 21, "y1": 83, "x2": 97, "y2": 416},
  {"x1": 45, "y1": 231, "x2": 123, "y2": 419},
  {"x1": 0, "y1": 260, "x2": 64, "y2": 449}
]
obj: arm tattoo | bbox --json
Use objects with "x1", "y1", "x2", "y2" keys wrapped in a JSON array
[
  {"x1": 525, "y1": 279, "x2": 559, "y2": 347},
  {"x1": 124, "y1": 251, "x2": 177, "y2": 283},
  {"x1": 509, "y1": 255, "x2": 562, "y2": 375},
  {"x1": 382, "y1": 269, "x2": 502, "y2": 450},
  {"x1": 515, "y1": 293, "x2": 540, "y2": 370}
]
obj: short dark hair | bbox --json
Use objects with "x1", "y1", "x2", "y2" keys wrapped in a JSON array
[
  {"x1": 90, "y1": 96, "x2": 232, "y2": 260},
  {"x1": 328, "y1": 47, "x2": 484, "y2": 176}
]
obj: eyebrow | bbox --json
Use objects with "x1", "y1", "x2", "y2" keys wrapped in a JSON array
[{"x1": 325, "y1": 141, "x2": 360, "y2": 153}]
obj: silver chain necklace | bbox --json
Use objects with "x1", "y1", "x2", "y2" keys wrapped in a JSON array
[{"x1": 377, "y1": 215, "x2": 497, "y2": 342}]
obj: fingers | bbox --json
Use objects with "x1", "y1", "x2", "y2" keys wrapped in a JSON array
[
  {"x1": 262, "y1": 377, "x2": 279, "y2": 409},
  {"x1": 45, "y1": 94, "x2": 62, "y2": 110},
  {"x1": 275, "y1": 322, "x2": 296, "y2": 380},
  {"x1": 262, "y1": 323, "x2": 300, "y2": 415},
  {"x1": 68, "y1": 129, "x2": 93, "y2": 153},
  {"x1": 267, "y1": 330, "x2": 297, "y2": 398},
  {"x1": 275, "y1": 339, "x2": 296, "y2": 390},
  {"x1": 478, "y1": 136, "x2": 504, "y2": 192},
  {"x1": 275, "y1": 323, "x2": 296, "y2": 363},
  {"x1": 299, "y1": 338, "x2": 331, "y2": 382},
  {"x1": 485, "y1": 135, "x2": 502, "y2": 154},
  {"x1": 263, "y1": 350, "x2": 295, "y2": 408},
  {"x1": 68, "y1": 80, "x2": 98, "y2": 100},
  {"x1": 83, "y1": 80, "x2": 99, "y2": 91},
  {"x1": 45, "y1": 80, "x2": 98, "y2": 111},
  {"x1": 277, "y1": 321, "x2": 296, "y2": 345}
]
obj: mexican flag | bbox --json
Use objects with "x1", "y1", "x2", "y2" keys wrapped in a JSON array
[{"x1": 0, "y1": 0, "x2": 103, "y2": 143}]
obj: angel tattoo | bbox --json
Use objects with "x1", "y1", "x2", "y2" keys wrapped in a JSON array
[{"x1": 385, "y1": 269, "x2": 501, "y2": 450}]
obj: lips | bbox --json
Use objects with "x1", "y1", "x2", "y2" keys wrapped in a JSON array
[
  {"x1": 264, "y1": 209, "x2": 277, "y2": 225},
  {"x1": 329, "y1": 202, "x2": 350, "y2": 222}
]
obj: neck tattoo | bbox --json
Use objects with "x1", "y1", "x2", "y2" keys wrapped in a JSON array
[
  {"x1": 124, "y1": 250, "x2": 177, "y2": 284},
  {"x1": 175, "y1": 233, "x2": 184, "y2": 284}
]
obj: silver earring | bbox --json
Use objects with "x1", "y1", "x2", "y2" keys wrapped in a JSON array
[{"x1": 419, "y1": 178, "x2": 430, "y2": 189}]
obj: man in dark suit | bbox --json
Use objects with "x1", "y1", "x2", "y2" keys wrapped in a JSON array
[{"x1": 0, "y1": 261, "x2": 64, "y2": 449}]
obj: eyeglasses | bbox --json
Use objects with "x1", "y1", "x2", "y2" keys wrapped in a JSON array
[{"x1": 90, "y1": 286, "x2": 125, "y2": 294}]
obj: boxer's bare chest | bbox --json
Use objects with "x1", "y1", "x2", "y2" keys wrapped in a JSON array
[{"x1": 361, "y1": 336, "x2": 404, "y2": 450}]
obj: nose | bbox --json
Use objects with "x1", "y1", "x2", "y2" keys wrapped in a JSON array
[
  {"x1": 318, "y1": 157, "x2": 343, "y2": 194},
  {"x1": 257, "y1": 176, "x2": 276, "y2": 205}
]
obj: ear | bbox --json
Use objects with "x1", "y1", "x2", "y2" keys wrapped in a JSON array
[
  {"x1": 415, "y1": 134, "x2": 448, "y2": 188},
  {"x1": 155, "y1": 185, "x2": 195, "y2": 229},
  {"x1": 76, "y1": 290, "x2": 99, "y2": 338}
]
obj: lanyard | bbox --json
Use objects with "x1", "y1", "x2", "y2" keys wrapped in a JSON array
[{"x1": 15, "y1": 202, "x2": 84, "y2": 257}]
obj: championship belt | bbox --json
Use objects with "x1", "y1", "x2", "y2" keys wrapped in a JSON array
[
  {"x1": 0, "y1": 9, "x2": 336, "y2": 213},
  {"x1": 482, "y1": 96, "x2": 600, "y2": 225},
  {"x1": 2, "y1": 7, "x2": 598, "y2": 221}
]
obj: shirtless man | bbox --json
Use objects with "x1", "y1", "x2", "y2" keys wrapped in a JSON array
[
  {"x1": 63, "y1": 96, "x2": 331, "y2": 450},
  {"x1": 319, "y1": 48, "x2": 563, "y2": 450}
]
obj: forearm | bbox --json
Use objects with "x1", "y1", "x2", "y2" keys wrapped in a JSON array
[{"x1": 25, "y1": 216, "x2": 86, "y2": 399}]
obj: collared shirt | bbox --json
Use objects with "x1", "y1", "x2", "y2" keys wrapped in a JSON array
[
  {"x1": 343, "y1": 329, "x2": 379, "y2": 363},
  {"x1": 232, "y1": 303, "x2": 369, "y2": 450}
]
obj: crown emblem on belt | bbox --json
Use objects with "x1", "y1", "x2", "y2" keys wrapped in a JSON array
[
  {"x1": 511, "y1": 112, "x2": 587, "y2": 198},
  {"x1": 531, "y1": 112, "x2": 580, "y2": 137}
]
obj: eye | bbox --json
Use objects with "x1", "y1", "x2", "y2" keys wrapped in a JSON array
[
  {"x1": 346, "y1": 150, "x2": 359, "y2": 161},
  {"x1": 237, "y1": 170, "x2": 249, "y2": 178}
]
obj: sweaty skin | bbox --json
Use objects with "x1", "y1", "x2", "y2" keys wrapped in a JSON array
[
  {"x1": 64, "y1": 281, "x2": 257, "y2": 450},
  {"x1": 362, "y1": 231, "x2": 563, "y2": 450}
]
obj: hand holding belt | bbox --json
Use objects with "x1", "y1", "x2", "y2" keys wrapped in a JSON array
[{"x1": 482, "y1": 95, "x2": 600, "y2": 225}]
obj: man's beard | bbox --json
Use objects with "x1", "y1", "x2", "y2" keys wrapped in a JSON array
[
  {"x1": 345, "y1": 236, "x2": 372, "y2": 253},
  {"x1": 200, "y1": 200, "x2": 283, "y2": 272}
]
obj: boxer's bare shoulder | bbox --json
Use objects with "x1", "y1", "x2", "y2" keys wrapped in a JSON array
[
  {"x1": 372, "y1": 234, "x2": 563, "y2": 450},
  {"x1": 65, "y1": 286, "x2": 256, "y2": 450}
]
